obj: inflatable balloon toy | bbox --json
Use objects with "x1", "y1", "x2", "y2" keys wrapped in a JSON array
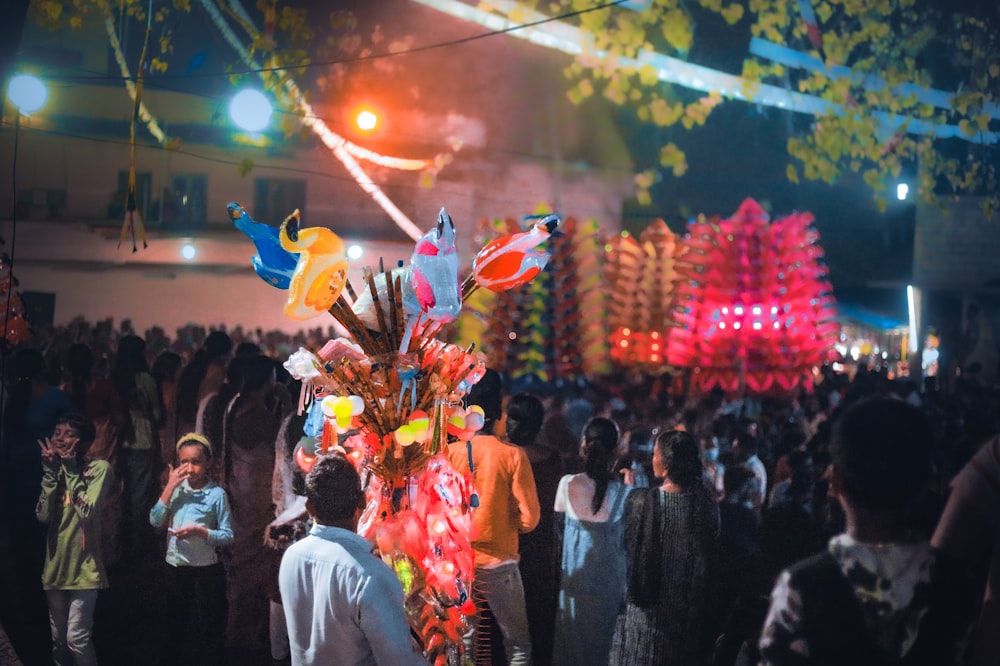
[
  {"x1": 293, "y1": 436, "x2": 319, "y2": 474},
  {"x1": 321, "y1": 394, "x2": 365, "y2": 433},
  {"x1": 352, "y1": 264, "x2": 421, "y2": 331},
  {"x1": 393, "y1": 409, "x2": 431, "y2": 448},
  {"x1": 447, "y1": 405, "x2": 484, "y2": 508},
  {"x1": 228, "y1": 202, "x2": 300, "y2": 289},
  {"x1": 472, "y1": 214, "x2": 560, "y2": 292},
  {"x1": 411, "y1": 209, "x2": 461, "y2": 323},
  {"x1": 447, "y1": 404, "x2": 485, "y2": 440},
  {"x1": 279, "y1": 209, "x2": 349, "y2": 320}
]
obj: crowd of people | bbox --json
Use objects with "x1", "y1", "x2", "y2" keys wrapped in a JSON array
[{"x1": 0, "y1": 318, "x2": 998, "y2": 665}]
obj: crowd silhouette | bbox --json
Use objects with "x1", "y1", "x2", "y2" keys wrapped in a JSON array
[{"x1": 0, "y1": 316, "x2": 998, "y2": 665}]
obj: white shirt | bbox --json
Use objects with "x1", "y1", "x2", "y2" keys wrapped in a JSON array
[
  {"x1": 278, "y1": 523, "x2": 424, "y2": 666},
  {"x1": 743, "y1": 454, "x2": 767, "y2": 514}
]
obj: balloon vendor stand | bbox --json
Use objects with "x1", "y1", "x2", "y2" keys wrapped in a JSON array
[{"x1": 237, "y1": 203, "x2": 561, "y2": 665}]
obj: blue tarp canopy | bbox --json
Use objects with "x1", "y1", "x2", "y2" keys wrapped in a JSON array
[{"x1": 835, "y1": 303, "x2": 907, "y2": 331}]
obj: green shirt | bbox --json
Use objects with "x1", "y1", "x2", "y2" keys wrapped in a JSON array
[{"x1": 36, "y1": 457, "x2": 113, "y2": 590}]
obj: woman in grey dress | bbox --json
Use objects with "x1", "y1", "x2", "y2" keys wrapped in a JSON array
[{"x1": 610, "y1": 429, "x2": 720, "y2": 666}]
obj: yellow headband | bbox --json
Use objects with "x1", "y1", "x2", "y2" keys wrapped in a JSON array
[{"x1": 176, "y1": 432, "x2": 212, "y2": 456}]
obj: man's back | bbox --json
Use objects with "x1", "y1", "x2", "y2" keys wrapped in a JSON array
[{"x1": 279, "y1": 524, "x2": 423, "y2": 666}]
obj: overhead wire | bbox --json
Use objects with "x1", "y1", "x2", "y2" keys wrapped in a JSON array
[{"x1": 40, "y1": 0, "x2": 628, "y2": 83}]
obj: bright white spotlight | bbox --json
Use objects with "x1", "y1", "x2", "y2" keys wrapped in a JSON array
[
  {"x1": 7, "y1": 74, "x2": 47, "y2": 115},
  {"x1": 229, "y1": 89, "x2": 273, "y2": 132},
  {"x1": 347, "y1": 244, "x2": 363, "y2": 260},
  {"x1": 181, "y1": 244, "x2": 197, "y2": 261},
  {"x1": 356, "y1": 110, "x2": 378, "y2": 131},
  {"x1": 896, "y1": 183, "x2": 909, "y2": 201}
]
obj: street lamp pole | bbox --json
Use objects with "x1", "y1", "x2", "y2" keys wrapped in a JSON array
[{"x1": 2, "y1": 72, "x2": 47, "y2": 460}]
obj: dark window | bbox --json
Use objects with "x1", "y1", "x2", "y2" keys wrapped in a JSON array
[
  {"x1": 165, "y1": 174, "x2": 207, "y2": 228},
  {"x1": 16, "y1": 189, "x2": 68, "y2": 219},
  {"x1": 253, "y1": 178, "x2": 306, "y2": 223}
]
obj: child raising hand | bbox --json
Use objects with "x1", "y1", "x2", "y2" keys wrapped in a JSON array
[
  {"x1": 149, "y1": 433, "x2": 233, "y2": 665},
  {"x1": 37, "y1": 412, "x2": 114, "y2": 666}
]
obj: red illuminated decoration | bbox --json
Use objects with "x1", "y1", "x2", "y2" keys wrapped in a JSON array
[
  {"x1": 604, "y1": 220, "x2": 688, "y2": 370},
  {"x1": 671, "y1": 198, "x2": 838, "y2": 394},
  {"x1": 0, "y1": 248, "x2": 32, "y2": 349}
]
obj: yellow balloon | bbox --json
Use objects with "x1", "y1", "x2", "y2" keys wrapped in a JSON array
[
  {"x1": 408, "y1": 410, "x2": 430, "y2": 441},
  {"x1": 394, "y1": 425, "x2": 416, "y2": 446},
  {"x1": 333, "y1": 398, "x2": 354, "y2": 420},
  {"x1": 320, "y1": 395, "x2": 339, "y2": 418}
]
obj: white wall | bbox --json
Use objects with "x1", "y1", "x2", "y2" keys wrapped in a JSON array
[
  {"x1": 15, "y1": 263, "x2": 309, "y2": 335},
  {"x1": 2, "y1": 219, "x2": 414, "y2": 336}
]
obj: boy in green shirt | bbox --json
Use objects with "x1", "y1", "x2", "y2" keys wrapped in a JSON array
[{"x1": 37, "y1": 412, "x2": 114, "y2": 666}]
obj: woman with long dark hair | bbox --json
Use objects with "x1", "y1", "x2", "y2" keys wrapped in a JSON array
[
  {"x1": 63, "y1": 343, "x2": 122, "y2": 463},
  {"x1": 221, "y1": 355, "x2": 291, "y2": 659},
  {"x1": 609, "y1": 429, "x2": 719, "y2": 666},
  {"x1": 174, "y1": 330, "x2": 232, "y2": 436},
  {"x1": 552, "y1": 416, "x2": 631, "y2": 666},
  {"x1": 112, "y1": 334, "x2": 162, "y2": 563},
  {"x1": 508, "y1": 393, "x2": 562, "y2": 666},
  {"x1": 151, "y1": 350, "x2": 183, "y2": 471}
]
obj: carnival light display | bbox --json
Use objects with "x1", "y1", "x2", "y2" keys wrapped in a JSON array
[
  {"x1": 235, "y1": 202, "x2": 560, "y2": 664},
  {"x1": 550, "y1": 216, "x2": 611, "y2": 379},
  {"x1": 604, "y1": 219, "x2": 690, "y2": 370},
  {"x1": 671, "y1": 198, "x2": 839, "y2": 393}
]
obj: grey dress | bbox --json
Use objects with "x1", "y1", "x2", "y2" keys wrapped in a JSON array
[
  {"x1": 553, "y1": 477, "x2": 631, "y2": 666},
  {"x1": 609, "y1": 485, "x2": 720, "y2": 666}
]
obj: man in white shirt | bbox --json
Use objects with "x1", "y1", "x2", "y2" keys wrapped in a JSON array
[{"x1": 278, "y1": 454, "x2": 424, "y2": 666}]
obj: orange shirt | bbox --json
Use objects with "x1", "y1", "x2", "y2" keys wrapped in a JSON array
[{"x1": 447, "y1": 434, "x2": 540, "y2": 567}]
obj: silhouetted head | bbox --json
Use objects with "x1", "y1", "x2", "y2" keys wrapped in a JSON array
[
  {"x1": 466, "y1": 368, "x2": 503, "y2": 434},
  {"x1": 831, "y1": 397, "x2": 931, "y2": 513},
  {"x1": 304, "y1": 454, "x2": 364, "y2": 526},
  {"x1": 654, "y1": 430, "x2": 702, "y2": 489},
  {"x1": 505, "y1": 393, "x2": 544, "y2": 447}
]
